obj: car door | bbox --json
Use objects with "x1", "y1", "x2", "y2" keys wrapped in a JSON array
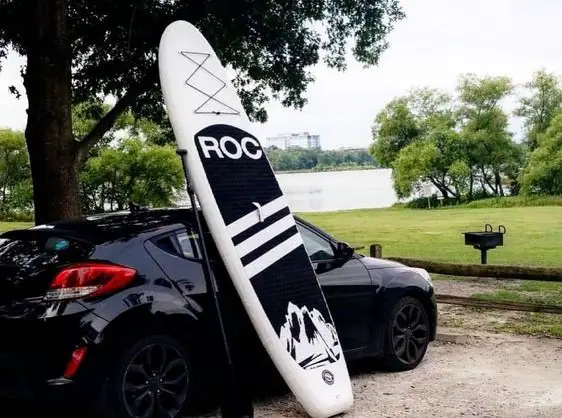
[{"x1": 296, "y1": 221, "x2": 373, "y2": 357}]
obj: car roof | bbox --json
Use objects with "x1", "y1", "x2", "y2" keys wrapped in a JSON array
[
  {"x1": 2, "y1": 207, "x2": 199, "y2": 244},
  {"x1": 1, "y1": 206, "x2": 311, "y2": 245}
]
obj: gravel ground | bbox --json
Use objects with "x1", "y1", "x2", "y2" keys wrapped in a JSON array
[
  {"x1": 432, "y1": 278, "x2": 505, "y2": 297},
  {"x1": 194, "y1": 330, "x2": 562, "y2": 418},
  {"x1": 193, "y1": 279, "x2": 562, "y2": 417}
]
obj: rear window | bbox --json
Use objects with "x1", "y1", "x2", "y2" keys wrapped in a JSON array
[
  {"x1": 0, "y1": 231, "x2": 94, "y2": 302},
  {"x1": 0, "y1": 230, "x2": 93, "y2": 270}
]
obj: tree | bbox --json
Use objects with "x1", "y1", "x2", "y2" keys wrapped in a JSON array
[
  {"x1": 457, "y1": 73, "x2": 518, "y2": 196},
  {"x1": 515, "y1": 69, "x2": 562, "y2": 151},
  {"x1": 371, "y1": 76, "x2": 526, "y2": 201},
  {"x1": 371, "y1": 87, "x2": 462, "y2": 198},
  {"x1": 264, "y1": 147, "x2": 377, "y2": 172},
  {"x1": 519, "y1": 113, "x2": 562, "y2": 195},
  {"x1": 0, "y1": 129, "x2": 32, "y2": 214},
  {"x1": 370, "y1": 97, "x2": 421, "y2": 167},
  {"x1": 391, "y1": 116, "x2": 468, "y2": 199},
  {"x1": 370, "y1": 87, "x2": 454, "y2": 168},
  {"x1": 80, "y1": 138, "x2": 184, "y2": 213},
  {"x1": 0, "y1": 0, "x2": 405, "y2": 224}
]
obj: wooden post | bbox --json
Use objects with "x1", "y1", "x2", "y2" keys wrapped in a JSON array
[{"x1": 370, "y1": 243, "x2": 382, "y2": 258}]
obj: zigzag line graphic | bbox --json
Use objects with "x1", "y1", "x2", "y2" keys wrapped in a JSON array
[{"x1": 179, "y1": 51, "x2": 240, "y2": 116}]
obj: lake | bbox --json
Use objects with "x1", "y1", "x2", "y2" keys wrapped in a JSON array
[{"x1": 276, "y1": 169, "x2": 397, "y2": 212}]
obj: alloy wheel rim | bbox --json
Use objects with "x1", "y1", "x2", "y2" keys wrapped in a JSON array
[
  {"x1": 122, "y1": 343, "x2": 189, "y2": 418},
  {"x1": 392, "y1": 303, "x2": 429, "y2": 365}
]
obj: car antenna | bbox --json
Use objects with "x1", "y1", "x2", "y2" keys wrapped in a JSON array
[{"x1": 176, "y1": 149, "x2": 253, "y2": 418}]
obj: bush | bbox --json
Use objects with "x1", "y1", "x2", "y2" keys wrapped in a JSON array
[
  {"x1": 398, "y1": 195, "x2": 462, "y2": 209},
  {"x1": 393, "y1": 194, "x2": 562, "y2": 210},
  {"x1": 462, "y1": 195, "x2": 562, "y2": 209}
]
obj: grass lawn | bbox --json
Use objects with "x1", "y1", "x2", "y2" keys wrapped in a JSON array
[
  {"x1": 299, "y1": 206, "x2": 562, "y2": 267},
  {"x1": 473, "y1": 280, "x2": 562, "y2": 307},
  {"x1": 496, "y1": 313, "x2": 562, "y2": 337},
  {"x1": 0, "y1": 221, "x2": 31, "y2": 232}
]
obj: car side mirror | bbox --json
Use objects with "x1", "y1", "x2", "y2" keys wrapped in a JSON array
[{"x1": 335, "y1": 242, "x2": 354, "y2": 259}]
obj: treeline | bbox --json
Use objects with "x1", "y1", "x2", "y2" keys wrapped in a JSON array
[
  {"x1": 370, "y1": 69, "x2": 562, "y2": 201},
  {"x1": 0, "y1": 128, "x2": 184, "y2": 221},
  {"x1": 0, "y1": 102, "x2": 185, "y2": 220},
  {"x1": 265, "y1": 146, "x2": 378, "y2": 172}
]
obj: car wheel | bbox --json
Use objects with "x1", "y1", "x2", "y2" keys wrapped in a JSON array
[
  {"x1": 100, "y1": 335, "x2": 194, "y2": 418},
  {"x1": 382, "y1": 296, "x2": 430, "y2": 372}
]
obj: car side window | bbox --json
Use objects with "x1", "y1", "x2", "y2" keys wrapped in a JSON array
[
  {"x1": 297, "y1": 224, "x2": 335, "y2": 262},
  {"x1": 154, "y1": 235, "x2": 178, "y2": 255},
  {"x1": 176, "y1": 230, "x2": 201, "y2": 260},
  {"x1": 152, "y1": 227, "x2": 202, "y2": 261}
]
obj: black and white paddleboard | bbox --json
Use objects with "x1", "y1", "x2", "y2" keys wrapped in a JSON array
[{"x1": 158, "y1": 20, "x2": 353, "y2": 417}]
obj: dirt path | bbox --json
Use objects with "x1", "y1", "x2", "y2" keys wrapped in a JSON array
[
  {"x1": 432, "y1": 278, "x2": 532, "y2": 332},
  {"x1": 194, "y1": 329, "x2": 562, "y2": 418},
  {"x1": 431, "y1": 277, "x2": 505, "y2": 297}
]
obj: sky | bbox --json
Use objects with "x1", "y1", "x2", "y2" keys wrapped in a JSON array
[{"x1": 1, "y1": 0, "x2": 562, "y2": 149}]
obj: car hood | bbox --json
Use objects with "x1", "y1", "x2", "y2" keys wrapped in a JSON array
[{"x1": 358, "y1": 256, "x2": 406, "y2": 270}]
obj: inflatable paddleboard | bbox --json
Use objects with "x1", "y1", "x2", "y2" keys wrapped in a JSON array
[{"x1": 158, "y1": 20, "x2": 353, "y2": 418}]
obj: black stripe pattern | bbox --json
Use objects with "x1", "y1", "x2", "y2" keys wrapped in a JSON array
[
  {"x1": 194, "y1": 124, "x2": 340, "y2": 369},
  {"x1": 239, "y1": 225, "x2": 299, "y2": 266},
  {"x1": 231, "y1": 206, "x2": 291, "y2": 246}
]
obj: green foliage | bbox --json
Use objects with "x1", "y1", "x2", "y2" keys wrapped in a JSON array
[
  {"x1": 0, "y1": 129, "x2": 32, "y2": 215},
  {"x1": 457, "y1": 74, "x2": 520, "y2": 196},
  {"x1": 0, "y1": 108, "x2": 186, "y2": 219},
  {"x1": 72, "y1": 99, "x2": 186, "y2": 214},
  {"x1": 392, "y1": 140, "x2": 436, "y2": 198},
  {"x1": 496, "y1": 313, "x2": 562, "y2": 338},
  {"x1": 370, "y1": 97, "x2": 421, "y2": 167},
  {"x1": 265, "y1": 147, "x2": 377, "y2": 172},
  {"x1": 514, "y1": 69, "x2": 562, "y2": 150},
  {"x1": 371, "y1": 74, "x2": 523, "y2": 201},
  {"x1": 473, "y1": 289, "x2": 562, "y2": 307},
  {"x1": 519, "y1": 113, "x2": 562, "y2": 195},
  {"x1": 80, "y1": 138, "x2": 184, "y2": 214},
  {"x1": 1, "y1": 0, "x2": 405, "y2": 124},
  {"x1": 397, "y1": 193, "x2": 562, "y2": 210}
]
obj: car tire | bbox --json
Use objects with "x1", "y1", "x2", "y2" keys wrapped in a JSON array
[
  {"x1": 98, "y1": 335, "x2": 195, "y2": 418},
  {"x1": 381, "y1": 296, "x2": 431, "y2": 372}
]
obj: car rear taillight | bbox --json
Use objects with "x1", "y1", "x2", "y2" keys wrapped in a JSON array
[
  {"x1": 63, "y1": 346, "x2": 88, "y2": 378},
  {"x1": 44, "y1": 262, "x2": 137, "y2": 301}
]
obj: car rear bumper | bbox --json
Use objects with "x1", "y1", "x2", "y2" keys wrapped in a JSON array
[{"x1": 0, "y1": 309, "x2": 92, "y2": 403}]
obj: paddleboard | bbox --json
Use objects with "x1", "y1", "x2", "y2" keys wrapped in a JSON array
[{"x1": 158, "y1": 20, "x2": 353, "y2": 418}]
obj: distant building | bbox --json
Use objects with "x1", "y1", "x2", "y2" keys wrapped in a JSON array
[{"x1": 265, "y1": 132, "x2": 321, "y2": 150}]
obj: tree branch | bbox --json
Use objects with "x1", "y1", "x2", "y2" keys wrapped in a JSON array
[{"x1": 76, "y1": 64, "x2": 158, "y2": 162}]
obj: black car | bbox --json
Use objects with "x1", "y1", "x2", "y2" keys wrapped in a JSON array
[{"x1": 0, "y1": 207, "x2": 437, "y2": 418}]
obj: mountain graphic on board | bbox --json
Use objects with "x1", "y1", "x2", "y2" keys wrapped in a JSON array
[{"x1": 279, "y1": 302, "x2": 342, "y2": 370}]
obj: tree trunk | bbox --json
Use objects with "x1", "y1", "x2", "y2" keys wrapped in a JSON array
[
  {"x1": 23, "y1": 0, "x2": 79, "y2": 225},
  {"x1": 468, "y1": 171, "x2": 474, "y2": 200},
  {"x1": 495, "y1": 171, "x2": 504, "y2": 196},
  {"x1": 428, "y1": 177, "x2": 448, "y2": 198},
  {"x1": 481, "y1": 167, "x2": 497, "y2": 195}
]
